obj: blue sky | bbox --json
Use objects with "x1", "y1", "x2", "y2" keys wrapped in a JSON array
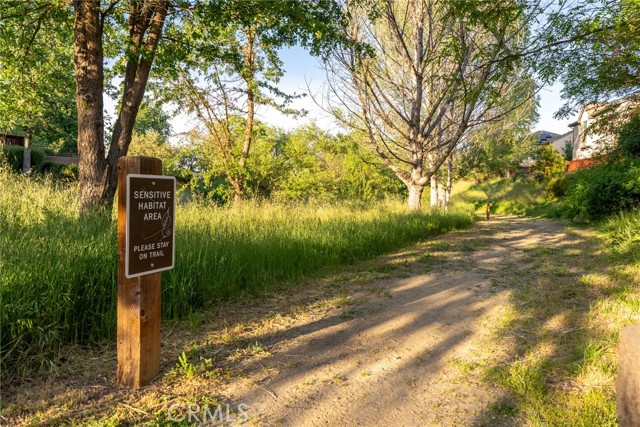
[
  {"x1": 252, "y1": 46, "x2": 578, "y2": 136},
  {"x1": 169, "y1": 46, "x2": 578, "y2": 138}
]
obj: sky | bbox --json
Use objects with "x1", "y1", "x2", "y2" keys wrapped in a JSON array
[{"x1": 169, "y1": 45, "x2": 580, "y2": 139}]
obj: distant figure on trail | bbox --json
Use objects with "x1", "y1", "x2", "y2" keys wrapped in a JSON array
[{"x1": 486, "y1": 201, "x2": 491, "y2": 221}]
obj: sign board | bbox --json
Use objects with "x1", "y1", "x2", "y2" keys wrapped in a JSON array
[{"x1": 125, "y1": 174, "x2": 176, "y2": 278}]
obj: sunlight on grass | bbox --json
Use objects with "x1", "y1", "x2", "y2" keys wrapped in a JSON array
[
  {"x1": 0, "y1": 168, "x2": 474, "y2": 380},
  {"x1": 455, "y1": 206, "x2": 640, "y2": 426}
]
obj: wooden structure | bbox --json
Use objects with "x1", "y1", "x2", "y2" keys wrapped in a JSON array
[
  {"x1": 0, "y1": 133, "x2": 25, "y2": 146},
  {"x1": 117, "y1": 156, "x2": 163, "y2": 389}
]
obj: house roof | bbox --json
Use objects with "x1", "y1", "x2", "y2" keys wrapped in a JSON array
[
  {"x1": 548, "y1": 130, "x2": 573, "y2": 143},
  {"x1": 535, "y1": 130, "x2": 560, "y2": 144}
]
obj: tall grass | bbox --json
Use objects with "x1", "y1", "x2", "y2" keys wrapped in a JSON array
[
  {"x1": 0, "y1": 169, "x2": 474, "y2": 379},
  {"x1": 451, "y1": 177, "x2": 549, "y2": 216},
  {"x1": 599, "y1": 208, "x2": 640, "y2": 257}
]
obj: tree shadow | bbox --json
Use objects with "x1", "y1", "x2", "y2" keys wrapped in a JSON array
[{"x1": 469, "y1": 221, "x2": 635, "y2": 426}]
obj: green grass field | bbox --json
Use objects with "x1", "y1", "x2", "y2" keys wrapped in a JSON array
[{"x1": 0, "y1": 169, "x2": 474, "y2": 381}]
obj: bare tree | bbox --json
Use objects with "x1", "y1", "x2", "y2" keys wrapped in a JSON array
[
  {"x1": 324, "y1": 0, "x2": 530, "y2": 209},
  {"x1": 171, "y1": 64, "x2": 251, "y2": 203}
]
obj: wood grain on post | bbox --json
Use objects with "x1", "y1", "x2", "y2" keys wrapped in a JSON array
[
  {"x1": 117, "y1": 156, "x2": 162, "y2": 389},
  {"x1": 617, "y1": 323, "x2": 640, "y2": 427}
]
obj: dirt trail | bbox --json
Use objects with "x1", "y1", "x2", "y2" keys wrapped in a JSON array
[
  {"x1": 219, "y1": 216, "x2": 575, "y2": 426},
  {"x1": 4, "y1": 216, "x2": 585, "y2": 426}
]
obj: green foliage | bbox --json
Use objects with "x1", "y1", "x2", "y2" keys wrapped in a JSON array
[
  {"x1": 454, "y1": 178, "x2": 549, "y2": 217},
  {"x1": 1, "y1": 145, "x2": 45, "y2": 172},
  {"x1": 128, "y1": 131, "x2": 180, "y2": 177},
  {"x1": 156, "y1": 0, "x2": 347, "y2": 201},
  {"x1": 0, "y1": 169, "x2": 473, "y2": 380},
  {"x1": 542, "y1": 1, "x2": 640, "y2": 117},
  {"x1": 551, "y1": 162, "x2": 640, "y2": 220},
  {"x1": 0, "y1": 2, "x2": 77, "y2": 151},
  {"x1": 616, "y1": 113, "x2": 640, "y2": 159},
  {"x1": 563, "y1": 140, "x2": 574, "y2": 161},
  {"x1": 529, "y1": 145, "x2": 568, "y2": 182},
  {"x1": 459, "y1": 75, "x2": 539, "y2": 179},
  {"x1": 600, "y1": 208, "x2": 640, "y2": 259},
  {"x1": 547, "y1": 117, "x2": 640, "y2": 221},
  {"x1": 272, "y1": 125, "x2": 404, "y2": 203},
  {"x1": 177, "y1": 352, "x2": 196, "y2": 377},
  {"x1": 181, "y1": 122, "x2": 404, "y2": 204},
  {"x1": 133, "y1": 102, "x2": 173, "y2": 139},
  {"x1": 39, "y1": 162, "x2": 79, "y2": 181}
]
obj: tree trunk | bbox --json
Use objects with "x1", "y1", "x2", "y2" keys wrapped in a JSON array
[
  {"x1": 445, "y1": 156, "x2": 453, "y2": 212},
  {"x1": 236, "y1": 27, "x2": 256, "y2": 204},
  {"x1": 103, "y1": 0, "x2": 169, "y2": 209},
  {"x1": 430, "y1": 175, "x2": 438, "y2": 208},
  {"x1": 22, "y1": 129, "x2": 32, "y2": 174},
  {"x1": 407, "y1": 184, "x2": 424, "y2": 210},
  {"x1": 232, "y1": 179, "x2": 244, "y2": 206},
  {"x1": 73, "y1": 0, "x2": 168, "y2": 215},
  {"x1": 73, "y1": 0, "x2": 107, "y2": 215}
]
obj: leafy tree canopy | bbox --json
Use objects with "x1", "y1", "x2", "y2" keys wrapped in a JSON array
[
  {"x1": 0, "y1": 1, "x2": 77, "y2": 151},
  {"x1": 541, "y1": 0, "x2": 640, "y2": 117}
]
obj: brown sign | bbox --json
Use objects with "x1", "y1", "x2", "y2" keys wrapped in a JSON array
[{"x1": 126, "y1": 174, "x2": 176, "y2": 278}]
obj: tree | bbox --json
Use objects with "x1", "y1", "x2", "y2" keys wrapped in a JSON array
[
  {"x1": 538, "y1": 0, "x2": 640, "y2": 133},
  {"x1": 0, "y1": 2, "x2": 77, "y2": 156},
  {"x1": 164, "y1": 0, "x2": 345, "y2": 204},
  {"x1": 274, "y1": 124, "x2": 404, "y2": 202},
  {"x1": 127, "y1": 101, "x2": 176, "y2": 176},
  {"x1": 325, "y1": 0, "x2": 531, "y2": 209},
  {"x1": 459, "y1": 75, "x2": 539, "y2": 179},
  {"x1": 530, "y1": 144, "x2": 567, "y2": 182},
  {"x1": 73, "y1": 0, "x2": 171, "y2": 214}
]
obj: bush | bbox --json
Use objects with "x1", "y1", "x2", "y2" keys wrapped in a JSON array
[
  {"x1": 39, "y1": 162, "x2": 79, "y2": 180},
  {"x1": 1, "y1": 145, "x2": 45, "y2": 172},
  {"x1": 530, "y1": 145, "x2": 568, "y2": 182},
  {"x1": 547, "y1": 173, "x2": 580, "y2": 198},
  {"x1": 555, "y1": 162, "x2": 640, "y2": 220},
  {"x1": 617, "y1": 113, "x2": 640, "y2": 159}
]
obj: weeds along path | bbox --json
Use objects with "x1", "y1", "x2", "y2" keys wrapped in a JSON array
[{"x1": 5, "y1": 216, "x2": 616, "y2": 426}]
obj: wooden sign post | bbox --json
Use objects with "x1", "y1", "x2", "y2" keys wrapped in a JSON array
[{"x1": 117, "y1": 156, "x2": 175, "y2": 389}]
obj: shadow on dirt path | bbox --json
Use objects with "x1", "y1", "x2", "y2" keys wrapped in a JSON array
[
  {"x1": 214, "y1": 216, "x2": 584, "y2": 426},
  {"x1": 5, "y1": 216, "x2": 615, "y2": 427}
]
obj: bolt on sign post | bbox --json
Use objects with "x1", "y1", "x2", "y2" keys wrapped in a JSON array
[{"x1": 117, "y1": 156, "x2": 176, "y2": 389}]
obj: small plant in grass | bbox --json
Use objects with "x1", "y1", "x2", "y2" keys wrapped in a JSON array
[
  {"x1": 247, "y1": 342, "x2": 270, "y2": 356},
  {"x1": 187, "y1": 310, "x2": 201, "y2": 333},
  {"x1": 177, "y1": 352, "x2": 196, "y2": 377}
]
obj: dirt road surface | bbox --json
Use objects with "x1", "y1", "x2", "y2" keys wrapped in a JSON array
[
  {"x1": 4, "y1": 216, "x2": 586, "y2": 426},
  {"x1": 216, "y1": 216, "x2": 576, "y2": 426}
]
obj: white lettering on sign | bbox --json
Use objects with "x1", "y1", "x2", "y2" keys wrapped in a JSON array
[
  {"x1": 125, "y1": 174, "x2": 176, "y2": 278},
  {"x1": 133, "y1": 190, "x2": 172, "y2": 199},
  {"x1": 143, "y1": 212, "x2": 162, "y2": 221},
  {"x1": 138, "y1": 201, "x2": 168, "y2": 210}
]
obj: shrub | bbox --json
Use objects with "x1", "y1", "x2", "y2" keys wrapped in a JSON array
[
  {"x1": 530, "y1": 145, "x2": 568, "y2": 182},
  {"x1": 1, "y1": 145, "x2": 45, "y2": 172},
  {"x1": 557, "y1": 162, "x2": 640, "y2": 220},
  {"x1": 617, "y1": 113, "x2": 640, "y2": 159},
  {"x1": 39, "y1": 162, "x2": 79, "y2": 180},
  {"x1": 547, "y1": 172, "x2": 580, "y2": 198}
]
